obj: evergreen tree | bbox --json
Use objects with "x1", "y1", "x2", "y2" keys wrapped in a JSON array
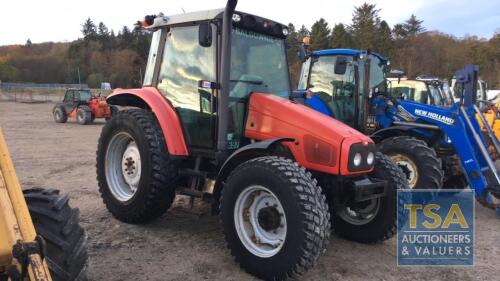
[
  {"x1": 81, "y1": 18, "x2": 98, "y2": 41},
  {"x1": 403, "y1": 14, "x2": 425, "y2": 37},
  {"x1": 297, "y1": 25, "x2": 310, "y2": 39},
  {"x1": 351, "y1": 3, "x2": 381, "y2": 49},
  {"x1": 330, "y1": 23, "x2": 353, "y2": 48},
  {"x1": 310, "y1": 18, "x2": 330, "y2": 50},
  {"x1": 25, "y1": 39, "x2": 32, "y2": 47},
  {"x1": 376, "y1": 20, "x2": 393, "y2": 56}
]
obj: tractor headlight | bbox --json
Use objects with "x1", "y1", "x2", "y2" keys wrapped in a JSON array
[
  {"x1": 367, "y1": 152, "x2": 375, "y2": 165},
  {"x1": 353, "y1": 153, "x2": 362, "y2": 167},
  {"x1": 348, "y1": 142, "x2": 376, "y2": 172}
]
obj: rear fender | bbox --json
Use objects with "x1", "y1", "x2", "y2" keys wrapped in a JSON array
[
  {"x1": 107, "y1": 87, "x2": 189, "y2": 156},
  {"x1": 211, "y1": 138, "x2": 294, "y2": 214}
]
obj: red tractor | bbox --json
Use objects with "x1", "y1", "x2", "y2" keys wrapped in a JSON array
[
  {"x1": 53, "y1": 88, "x2": 117, "y2": 125},
  {"x1": 96, "y1": 1, "x2": 408, "y2": 280}
]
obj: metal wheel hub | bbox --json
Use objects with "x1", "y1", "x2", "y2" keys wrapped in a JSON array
[
  {"x1": 105, "y1": 132, "x2": 142, "y2": 202},
  {"x1": 234, "y1": 185, "x2": 287, "y2": 258},
  {"x1": 338, "y1": 198, "x2": 380, "y2": 225},
  {"x1": 121, "y1": 143, "x2": 141, "y2": 188},
  {"x1": 391, "y1": 154, "x2": 418, "y2": 188}
]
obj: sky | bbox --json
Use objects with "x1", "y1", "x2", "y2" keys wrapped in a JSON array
[{"x1": 0, "y1": 0, "x2": 498, "y2": 46}]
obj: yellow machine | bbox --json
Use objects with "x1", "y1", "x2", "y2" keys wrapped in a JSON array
[
  {"x1": 476, "y1": 102, "x2": 500, "y2": 158},
  {"x1": 0, "y1": 129, "x2": 88, "y2": 281}
]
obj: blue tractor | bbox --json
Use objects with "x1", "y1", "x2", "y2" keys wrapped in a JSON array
[{"x1": 294, "y1": 47, "x2": 500, "y2": 213}]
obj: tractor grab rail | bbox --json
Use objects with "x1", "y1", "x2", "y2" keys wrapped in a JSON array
[
  {"x1": 460, "y1": 106, "x2": 500, "y2": 186},
  {"x1": 473, "y1": 104, "x2": 500, "y2": 156}
]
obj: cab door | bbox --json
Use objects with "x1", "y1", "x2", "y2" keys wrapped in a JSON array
[
  {"x1": 63, "y1": 90, "x2": 76, "y2": 113},
  {"x1": 156, "y1": 23, "x2": 217, "y2": 150}
]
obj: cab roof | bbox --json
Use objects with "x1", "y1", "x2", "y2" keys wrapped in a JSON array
[
  {"x1": 311, "y1": 49, "x2": 387, "y2": 63},
  {"x1": 147, "y1": 8, "x2": 286, "y2": 31},
  {"x1": 148, "y1": 8, "x2": 224, "y2": 29}
]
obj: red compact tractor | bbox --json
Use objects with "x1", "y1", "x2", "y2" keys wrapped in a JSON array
[
  {"x1": 53, "y1": 89, "x2": 117, "y2": 125},
  {"x1": 96, "y1": 1, "x2": 408, "y2": 280}
]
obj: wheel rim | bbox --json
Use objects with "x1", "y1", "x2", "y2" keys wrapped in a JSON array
[
  {"x1": 77, "y1": 110, "x2": 84, "y2": 122},
  {"x1": 55, "y1": 110, "x2": 61, "y2": 120},
  {"x1": 391, "y1": 154, "x2": 418, "y2": 188},
  {"x1": 105, "y1": 132, "x2": 142, "y2": 202},
  {"x1": 337, "y1": 198, "x2": 380, "y2": 225},
  {"x1": 234, "y1": 185, "x2": 287, "y2": 258}
]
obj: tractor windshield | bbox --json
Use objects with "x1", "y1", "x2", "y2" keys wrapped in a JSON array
[
  {"x1": 78, "y1": 90, "x2": 92, "y2": 101},
  {"x1": 306, "y1": 55, "x2": 357, "y2": 126},
  {"x1": 388, "y1": 80, "x2": 444, "y2": 105},
  {"x1": 229, "y1": 28, "x2": 290, "y2": 99}
]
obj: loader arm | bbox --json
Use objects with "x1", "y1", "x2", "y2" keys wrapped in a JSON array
[{"x1": 0, "y1": 128, "x2": 52, "y2": 281}]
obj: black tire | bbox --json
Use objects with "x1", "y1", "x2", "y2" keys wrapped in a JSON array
[
  {"x1": 76, "y1": 106, "x2": 92, "y2": 125},
  {"x1": 220, "y1": 156, "x2": 330, "y2": 280},
  {"x1": 24, "y1": 188, "x2": 88, "y2": 281},
  {"x1": 106, "y1": 105, "x2": 118, "y2": 121},
  {"x1": 52, "y1": 104, "x2": 67, "y2": 123},
  {"x1": 378, "y1": 136, "x2": 444, "y2": 189},
  {"x1": 332, "y1": 153, "x2": 408, "y2": 243},
  {"x1": 96, "y1": 109, "x2": 178, "y2": 223},
  {"x1": 442, "y1": 154, "x2": 467, "y2": 188}
]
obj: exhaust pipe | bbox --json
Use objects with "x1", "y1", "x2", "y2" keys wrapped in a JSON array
[{"x1": 217, "y1": 0, "x2": 238, "y2": 152}]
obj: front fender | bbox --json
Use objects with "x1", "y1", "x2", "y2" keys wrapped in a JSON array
[
  {"x1": 211, "y1": 138, "x2": 294, "y2": 214},
  {"x1": 107, "y1": 87, "x2": 189, "y2": 156}
]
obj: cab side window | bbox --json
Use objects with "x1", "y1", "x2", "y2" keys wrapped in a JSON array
[{"x1": 157, "y1": 24, "x2": 216, "y2": 148}]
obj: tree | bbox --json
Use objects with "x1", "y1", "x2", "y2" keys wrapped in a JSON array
[
  {"x1": 310, "y1": 18, "x2": 330, "y2": 50},
  {"x1": 330, "y1": 23, "x2": 353, "y2": 48},
  {"x1": 403, "y1": 14, "x2": 425, "y2": 37},
  {"x1": 376, "y1": 20, "x2": 393, "y2": 56},
  {"x1": 81, "y1": 18, "x2": 97, "y2": 41},
  {"x1": 25, "y1": 39, "x2": 32, "y2": 47},
  {"x1": 297, "y1": 25, "x2": 310, "y2": 39},
  {"x1": 350, "y1": 3, "x2": 381, "y2": 49}
]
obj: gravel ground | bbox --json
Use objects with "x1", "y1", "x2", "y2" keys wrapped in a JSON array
[{"x1": 0, "y1": 102, "x2": 498, "y2": 281}]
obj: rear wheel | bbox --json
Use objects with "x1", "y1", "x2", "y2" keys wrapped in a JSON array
[
  {"x1": 77, "y1": 106, "x2": 92, "y2": 125},
  {"x1": 378, "y1": 136, "x2": 444, "y2": 189},
  {"x1": 24, "y1": 188, "x2": 88, "y2": 281},
  {"x1": 220, "y1": 156, "x2": 330, "y2": 280},
  {"x1": 333, "y1": 153, "x2": 408, "y2": 243},
  {"x1": 96, "y1": 109, "x2": 178, "y2": 223},
  {"x1": 52, "y1": 104, "x2": 67, "y2": 123}
]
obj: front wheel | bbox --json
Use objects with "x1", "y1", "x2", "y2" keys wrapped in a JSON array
[
  {"x1": 220, "y1": 156, "x2": 330, "y2": 280},
  {"x1": 52, "y1": 104, "x2": 67, "y2": 123},
  {"x1": 377, "y1": 136, "x2": 444, "y2": 189},
  {"x1": 333, "y1": 153, "x2": 408, "y2": 243},
  {"x1": 96, "y1": 109, "x2": 178, "y2": 223},
  {"x1": 24, "y1": 188, "x2": 88, "y2": 281},
  {"x1": 77, "y1": 106, "x2": 92, "y2": 125}
]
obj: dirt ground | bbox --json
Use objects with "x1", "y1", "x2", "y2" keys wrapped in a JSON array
[{"x1": 0, "y1": 102, "x2": 498, "y2": 281}]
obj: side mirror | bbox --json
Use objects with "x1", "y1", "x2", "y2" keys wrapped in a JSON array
[
  {"x1": 199, "y1": 22, "x2": 212, "y2": 47},
  {"x1": 334, "y1": 56, "x2": 348, "y2": 75}
]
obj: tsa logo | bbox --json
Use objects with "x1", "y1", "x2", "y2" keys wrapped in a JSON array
[{"x1": 397, "y1": 190, "x2": 474, "y2": 266}]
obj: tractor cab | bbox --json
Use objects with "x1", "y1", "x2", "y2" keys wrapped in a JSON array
[
  {"x1": 297, "y1": 48, "x2": 388, "y2": 132},
  {"x1": 63, "y1": 88, "x2": 92, "y2": 111},
  {"x1": 137, "y1": 8, "x2": 291, "y2": 152},
  {"x1": 388, "y1": 79, "x2": 446, "y2": 106}
]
